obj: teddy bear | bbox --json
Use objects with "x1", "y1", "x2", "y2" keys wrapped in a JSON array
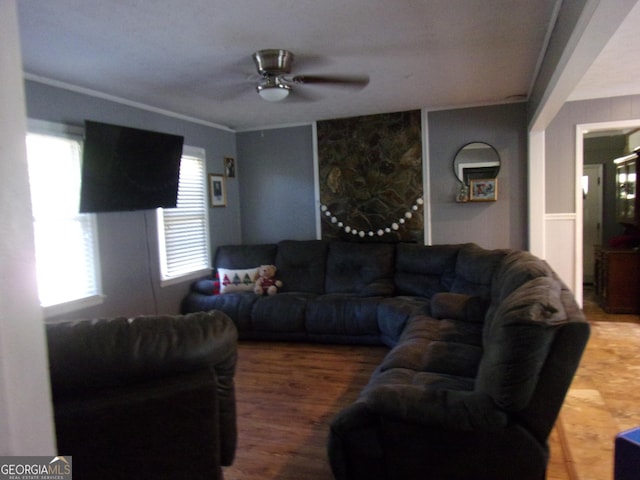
[{"x1": 254, "y1": 264, "x2": 283, "y2": 296}]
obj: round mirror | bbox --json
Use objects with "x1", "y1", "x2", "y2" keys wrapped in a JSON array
[{"x1": 453, "y1": 142, "x2": 501, "y2": 185}]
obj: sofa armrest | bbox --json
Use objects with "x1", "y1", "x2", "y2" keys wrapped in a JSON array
[
  {"x1": 329, "y1": 401, "x2": 385, "y2": 480},
  {"x1": 362, "y1": 385, "x2": 508, "y2": 431},
  {"x1": 192, "y1": 277, "x2": 219, "y2": 295}
]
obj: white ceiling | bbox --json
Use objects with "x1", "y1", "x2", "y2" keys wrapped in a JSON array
[
  {"x1": 568, "y1": 0, "x2": 640, "y2": 102},
  {"x1": 16, "y1": 0, "x2": 640, "y2": 131}
]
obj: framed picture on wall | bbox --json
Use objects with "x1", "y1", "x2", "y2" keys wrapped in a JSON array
[
  {"x1": 462, "y1": 165, "x2": 500, "y2": 186},
  {"x1": 209, "y1": 173, "x2": 227, "y2": 207},
  {"x1": 469, "y1": 178, "x2": 498, "y2": 202},
  {"x1": 224, "y1": 157, "x2": 236, "y2": 178}
]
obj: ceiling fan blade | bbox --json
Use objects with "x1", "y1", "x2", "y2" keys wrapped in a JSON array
[
  {"x1": 287, "y1": 87, "x2": 322, "y2": 102},
  {"x1": 290, "y1": 74, "x2": 370, "y2": 89}
]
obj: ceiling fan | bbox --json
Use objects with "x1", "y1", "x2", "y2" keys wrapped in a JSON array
[{"x1": 251, "y1": 49, "x2": 369, "y2": 102}]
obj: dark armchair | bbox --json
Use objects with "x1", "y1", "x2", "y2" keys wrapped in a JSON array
[{"x1": 46, "y1": 310, "x2": 237, "y2": 480}]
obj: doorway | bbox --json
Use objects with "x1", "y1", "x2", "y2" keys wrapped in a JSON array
[{"x1": 578, "y1": 120, "x2": 640, "y2": 303}]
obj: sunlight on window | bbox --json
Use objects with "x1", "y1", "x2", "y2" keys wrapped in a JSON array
[{"x1": 26, "y1": 132, "x2": 100, "y2": 307}]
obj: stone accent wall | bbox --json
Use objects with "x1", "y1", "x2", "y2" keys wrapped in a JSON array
[{"x1": 317, "y1": 110, "x2": 423, "y2": 242}]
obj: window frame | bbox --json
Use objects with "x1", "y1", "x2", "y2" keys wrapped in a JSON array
[
  {"x1": 26, "y1": 119, "x2": 103, "y2": 317},
  {"x1": 157, "y1": 145, "x2": 211, "y2": 287}
]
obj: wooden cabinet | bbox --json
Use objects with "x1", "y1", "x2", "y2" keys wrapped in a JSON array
[{"x1": 594, "y1": 245, "x2": 640, "y2": 314}]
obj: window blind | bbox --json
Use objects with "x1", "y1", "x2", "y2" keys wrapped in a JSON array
[{"x1": 159, "y1": 149, "x2": 210, "y2": 281}]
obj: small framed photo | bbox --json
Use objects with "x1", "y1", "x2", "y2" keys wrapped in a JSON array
[
  {"x1": 469, "y1": 178, "x2": 498, "y2": 202},
  {"x1": 209, "y1": 173, "x2": 227, "y2": 207},
  {"x1": 224, "y1": 157, "x2": 236, "y2": 178}
]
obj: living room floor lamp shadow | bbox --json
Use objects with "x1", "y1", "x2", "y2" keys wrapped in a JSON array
[{"x1": 317, "y1": 110, "x2": 424, "y2": 243}]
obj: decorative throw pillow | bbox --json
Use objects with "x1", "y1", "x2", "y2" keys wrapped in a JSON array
[{"x1": 218, "y1": 267, "x2": 259, "y2": 293}]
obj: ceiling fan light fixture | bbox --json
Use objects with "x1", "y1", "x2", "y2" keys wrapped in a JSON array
[
  {"x1": 253, "y1": 49, "x2": 294, "y2": 75},
  {"x1": 250, "y1": 49, "x2": 369, "y2": 102},
  {"x1": 256, "y1": 79, "x2": 291, "y2": 102}
]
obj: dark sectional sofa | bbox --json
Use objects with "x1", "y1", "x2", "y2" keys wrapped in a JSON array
[
  {"x1": 182, "y1": 240, "x2": 590, "y2": 479},
  {"x1": 183, "y1": 240, "x2": 456, "y2": 346}
]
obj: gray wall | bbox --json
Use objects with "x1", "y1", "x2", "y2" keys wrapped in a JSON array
[
  {"x1": 428, "y1": 103, "x2": 528, "y2": 249},
  {"x1": 236, "y1": 126, "x2": 316, "y2": 243},
  {"x1": 545, "y1": 94, "x2": 640, "y2": 214},
  {"x1": 25, "y1": 80, "x2": 240, "y2": 320},
  {"x1": 235, "y1": 104, "x2": 528, "y2": 251},
  {"x1": 27, "y1": 80, "x2": 532, "y2": 320}
]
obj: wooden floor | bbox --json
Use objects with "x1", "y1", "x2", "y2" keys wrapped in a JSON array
[
  {"x1": 224, "y1": 342, "x2": 388, "y2": 480},
  {"x1": 555, "y1": 289, "x2": 640, "y2": 480},
  {"x1": 223, "y1": 292, "x2": 640, "y2": 480}
]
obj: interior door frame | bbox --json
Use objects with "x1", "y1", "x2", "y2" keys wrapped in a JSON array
[
  {"x1": 575, "y1": 119, "x2": 640, "y2": 298},
  {"x1": 582, "y1": 163, "x2": 603, "y2": 284}
]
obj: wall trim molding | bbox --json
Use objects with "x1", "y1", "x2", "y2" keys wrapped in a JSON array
[
  {"x1": 312, "y1": 121, "x2": 321, "y2": 239},
  {"x1": 421, "y1": 108, "x2": 432, "y2": 245},
  {"x1": 24, "y1": 73, "x2": 235, "y2": 133},
  {"x1": 544, "y1": 212, "x2": 580, "y2": 306},
  {"x1": 529, "y1": 130, "x2": 546, "y2": 257}
]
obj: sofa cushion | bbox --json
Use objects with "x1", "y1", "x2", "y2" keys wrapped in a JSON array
[
  {"x1": 476, "y1": 276, "x2": 567, "y2": 411},
  {"x1": 430, "y1": 292, "x2": 488, "y2": 323},
  {"x1": 251, "y1": 292, "x2": 315, "y2": 333},
  {"x1": 190, "y1": 292, "x2": 258, "y2": 332},
  {"x1": 325, "y1": 242, "x2": 395, "y2": 296},
  {"x1": 377, "y1": 296, "x2": 431, "y2": 347},
  {"x1": 360, "y1": 328, "x2": 502, "y2": 430},
  {"x1": 450, "y1": 243, "x2": 508, "y2": 297},
  {"x1": 214, "y1": 244, "x2": 277, "y2": 269},
  {"x1": 306, "y1": 294, "x2": 382, "y2": 337},
  {"x1": 364, "y1": 368, "x2": 475, "y2": 394},
  {"x1": 394, "y1": 243, "x2": 460, "y2": 297},
  {"x1": 363, "y1": 387, "x2": 508, "y2": 431},
  {"x1": 380, "y1": 315, "x2": 483, "y2": 378},
  {"x1": 276, "y1": 240, "x2": 328, "y2": 294}
]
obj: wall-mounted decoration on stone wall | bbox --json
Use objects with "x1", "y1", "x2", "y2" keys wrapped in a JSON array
[{"x1": 317, "y1": 110, "x2": 423, "y2": 242}]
